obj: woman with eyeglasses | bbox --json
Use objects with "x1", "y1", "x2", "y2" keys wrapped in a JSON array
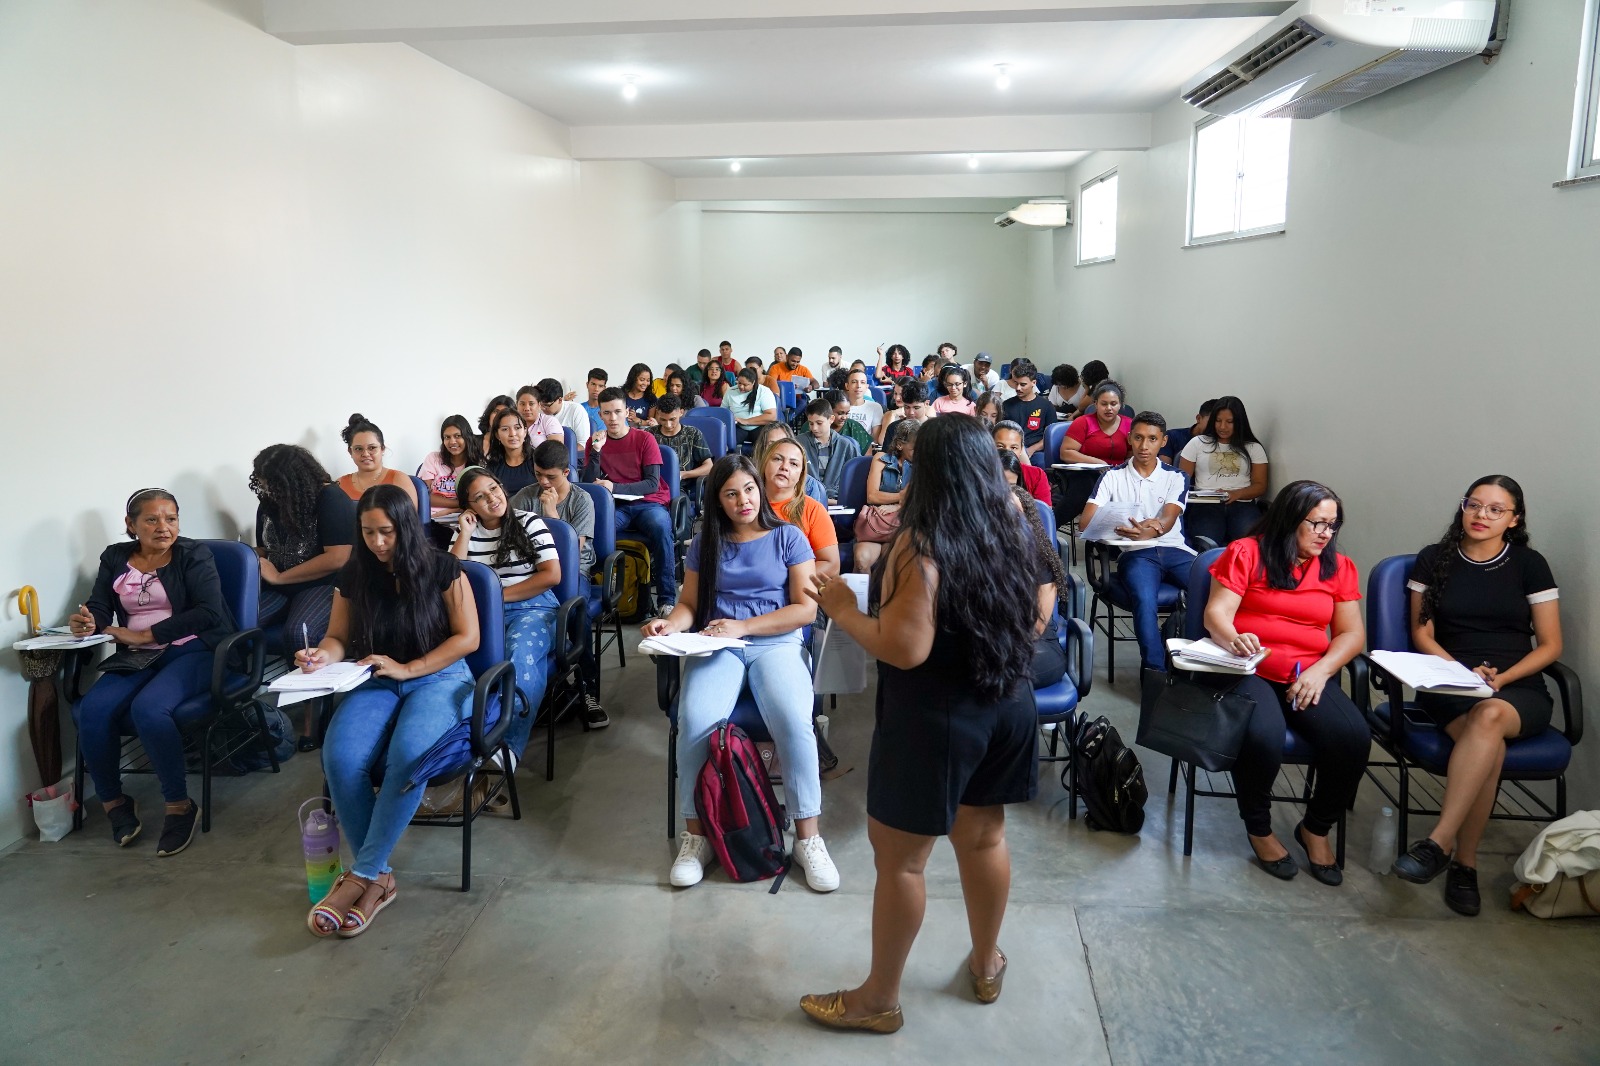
[
  {"x1": 931, "y1": 364, "x2": 976, "y2": 416},
  {"x1": 1202, "y1": 480, "x2": 1369, "y2": 887},
  {"x1": 68, "y1": 489, "x2": 235, "y2": 856},
  {"x1": 337, "y1": 414, "x2": 418, "y2": 509},
  {"x1": 449, "y1": 467, "x2": 564, "y2": 755},
  {"x1": 1390, "y1": 477, "x2": 1562, "y2": 916}
]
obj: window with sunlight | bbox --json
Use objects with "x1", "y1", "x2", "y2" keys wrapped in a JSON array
[
  {"x1": 1077, "y1": 170, "x2": 1118, "y2": 265},
  {"x1": 1567, "y1": 0, "x2": 1600, "y2": 182},
  {"x1": 1188, "y1": 113, "x2": 1291, "y2": 245}
]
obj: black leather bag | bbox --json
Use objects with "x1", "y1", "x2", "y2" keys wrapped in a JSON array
[{"x1": 1137, "y1": 669, "x2": 1254, "y2": 773}]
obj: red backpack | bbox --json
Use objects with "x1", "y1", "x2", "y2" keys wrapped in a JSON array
[{"x1": 694, "y1": 721, "x2": 791, "y2": 888}]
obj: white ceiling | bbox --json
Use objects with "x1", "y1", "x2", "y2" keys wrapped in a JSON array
[{"x1": 263, "y1": 0, "x2": 1283, "y2": 202}]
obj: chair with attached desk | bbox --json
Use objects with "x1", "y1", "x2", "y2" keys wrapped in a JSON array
[
  {"x1": 1360, "y1": 554, "x2": 1583, "y2": 856},
  {"x1": 67, "y1": 540, "x2": 274, "y2": 835},
  {"x1": 1163, "y1": 548, "x2": 1357, "y2": 864},
  {"x1": 1033, "y1": 421, "x2": 1100, "y2": 565},
  {"x1": 1083, "y1": 534, "x2": 1212, "y2": 684},
  {"x1": 574, "y1": 483, "x2": 626, "y2": 671}
]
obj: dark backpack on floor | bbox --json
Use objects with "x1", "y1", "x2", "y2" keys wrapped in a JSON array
[
  {"x1": 694, "y1": 721, "x2": 790, "y2": 888},
  {"x1": 614, "y1": 539, "x2": 654, "y2": 624},
  {"x1": 1069, "y1": 715, "x2": 1147, "y2": 834}
]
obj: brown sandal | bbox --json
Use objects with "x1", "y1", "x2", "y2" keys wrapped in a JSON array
[
  {"x1": 307, "y1": 872, "x2": 364, "y2": 938},
  {"x1": 337, "y1": 873, "x2": 398, "y2": 938}
]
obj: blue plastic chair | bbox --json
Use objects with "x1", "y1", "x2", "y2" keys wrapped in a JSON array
[
  {"x1": 683, "y1": 410, "x2": 729, "y2": 461},
  {"x1": 689, "y1": 405, "x2": 736, "y2": 450},
  {"x1": 778, "y1": 380, "x2": 797, "y2": 418},
  {"x1": 1361, "y1": 555, "x2": 1582, "y2": 855},
  {"x1": 1032, "y1": 421, "x2": 1072, "y2": 471},
  {"x1": 1037, "y1": 572, "x2": 1094, "y2": 818},
  {"x1": 563, "y1": 427, "x2": 580, "y2": 478},
  {"x1": 408, "y1": 476, "x2": 431, "y2": 525},
  {"x1": 574, "y1": 482, "x2": 626, "y2": 670},
  {"x1": 1165, "y1": 548, "x2": 1350, "y2": 863},
  {"x1": 1084, "y1": 540, "x2": 1185, "y2": 684},
  {"x1": 867, "y1": 384, "x2": 887, "y2": 409},
  {"x1": 832, "y1": 454, "x2": 878, "y2": 572},
  {"x1": 68, "y1": 540, "x2": 271, "y2": 834}
]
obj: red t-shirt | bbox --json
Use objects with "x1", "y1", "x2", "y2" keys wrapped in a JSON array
[
  {"x1": 1019, "y1": 462, "x2": 1053, "y2": 506},
  {"x1": 587, "y1": 429, "x2": 671, "y2": 505},
  {"x1": 1065, "y1": 414, "x2": 1132, "y2": 464},
  {"x1": 1209, "y1": 536, "x2": 1361, "y2": 684}
]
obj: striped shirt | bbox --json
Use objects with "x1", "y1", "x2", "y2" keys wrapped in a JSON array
[{"x1": 462, "y1": 510, "x2": 556, "y2": 587}]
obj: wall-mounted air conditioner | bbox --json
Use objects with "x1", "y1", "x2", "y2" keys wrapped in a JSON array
[
  {"x1": 995, "y1": 200, "x2": 1072, "y2": 229},
  {"x1": 1181, "y1": 0, "x2": 1508, "y2": 119}
]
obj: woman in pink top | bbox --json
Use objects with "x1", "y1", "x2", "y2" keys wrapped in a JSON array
[
  {"x1": 68, "y1": 489, "x2": 236, "y2": 857},
  {"x1": 337, "y1": 414, "x2": 419, "y2": 509},
  {"x1": 515, "y1": 385, "x2": 566, "y2": 448},
  {"x1": 931, "y1": 365, "x2": 976, "y2": 416},
  {"x1": 1059, "y1": 380, "x2": 1132, "y2": 466},
  {"x1": 417, "y1": 415, "x2": 483, "y2": 520}
]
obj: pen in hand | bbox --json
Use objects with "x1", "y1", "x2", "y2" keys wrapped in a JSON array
[{"x1": 1291, "y1": 661, "x2": 1303, "y2": 710}]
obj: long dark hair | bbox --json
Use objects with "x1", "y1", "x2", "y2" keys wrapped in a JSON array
[
  {"x1": 693, "y1": 455, "x2": 783, "y2": 632},
  {"x1": 344, "y1": 485, "x2": 449, "y2": 659},
  {"x1": 736, "y1": 367, "x2": 762, "y2": 413},
  {"x1": 485, "y1": 408, "x2": 528, "y2": 467},
  {"x1": 250, "y1": 444, "x2": 333, "y2": 536},
  {"x1": 702, "y1": 359, "x2": 729, "y2": 401},
  {"x1": 1013, "y1": 485, "x2": 1069, "y2": 611},
  {"x1": 1080, "y1": 359, "x2": 1108, "y2": 393},
  {"x1": 438, "y1": 414, "x2": 484, "y2": 470},
  {"x1": 478, "y1": 394, "x2": 513, "y2": 435},
  {"x1": 626, "y1": 362, "x2": 654, "y2": 397},
  {"x1": 1198, "y1": 395, "x2": 1262, "y2": 471},
  {"x1": 1420, "y1": 475, "x2": 1530, "y2": 624},
  {"x1": 938, "y1": 364, "x2": 970, "y2": 398},
  {"x1": 872, "y1": 415, "x2": 1036, "y2": 701},
  {"x1": 1252, "y1": 479, "x2": 1345, "y2": 589},
  {"x1": 454, "y1": 467, "x2": 544, "y2": 570}
]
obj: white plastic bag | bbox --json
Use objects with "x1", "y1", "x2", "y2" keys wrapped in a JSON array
[{"x1": 28, "y1": 778, "x2": 76, "y2": 842}]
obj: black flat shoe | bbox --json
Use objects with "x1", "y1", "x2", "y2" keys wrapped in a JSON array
[
  {"x1": 1392, "y1": 837, "x2": 1451, "y2": 884},
  {"x1": 297, "y1": 735, "x2": 320, "y2": 753},
  {"x1": 156, "y1": 800, "x2": 201, "y2": 857},
  {"x1": 1444, "y1": 862, "x2": 1481, "y2": 917},
  {"x1": 1249, "y1": 838, "x2": 1298, "y2": 881},
  {"x1": 107, "y1": 800, "x2": 141, "y2": 847},
  {"x1": 1293, "y1": 823, "x2": 1343, "y2": 886}
]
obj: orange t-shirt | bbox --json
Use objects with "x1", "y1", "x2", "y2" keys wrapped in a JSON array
[
  {"x1": 337, "y1": 468, "x2": 411, "y2": 502},
  {"x1": 777, "y1": 495, "x2": 838, "y2": 556},
  {"x1": 768, "y1": 363, "x2": 817, "y2": 387}
]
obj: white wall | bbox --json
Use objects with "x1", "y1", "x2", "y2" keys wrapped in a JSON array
[
  {"x1": 0, "y1": 0, "x2": 700, "y2": 845},
  {"x1": 701, "y1": 209, "x2": 1032, "y2": 372},
  {"x1": 1033, "y1": 1, "x2": 1600, "y2": 804}
]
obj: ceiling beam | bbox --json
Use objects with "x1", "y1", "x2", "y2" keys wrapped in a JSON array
[
  {"x1": 573, "y1": 115, "x2": 1149, "y2": 161},
  {"x1": 675, "y1": 173, "x2": 1067, "y2": 201},
  {"x1": 263, "y1": 0, "x2": 1293, "y2": 44}
]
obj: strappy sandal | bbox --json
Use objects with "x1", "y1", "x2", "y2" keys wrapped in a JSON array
[
  {"x1": 306, "y1": 871, "x2": 364, "y2": 938},
  {"x1": 337, "y1": 873, "x2": 398, "y2": 938}
]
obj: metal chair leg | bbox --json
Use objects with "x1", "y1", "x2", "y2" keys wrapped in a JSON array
[
  {"x1": 545, "y1": 692, "x2": 556, "y2": 783},
  {"x1": 73, "y1": 733, "x2": 87, "y2": 831},
  {"x1": 1168, "y1": 759, "x2": 1179, "y2": 796},
  {"x1": 1182, "y1": 764, "x2": 1196, "y2": 857},
  {"x1": 505, "y1": 744, "x2": 523, "y2": 821},
  {"x1": 667, "y1": 726, "x2": 678, "y2": 839},
  {"x1": 200, "y1": 723, "x2": 214, "y2": 833},
  {"x1": 460, "y1": 771, "x2": 473, "y2": 892}
]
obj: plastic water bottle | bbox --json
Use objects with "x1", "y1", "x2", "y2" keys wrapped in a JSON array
[
  {"x1": 1368, "y1": 805, "x2": 1397, "y2": 875},
  {"x1": 299, "y1": 797, "x2": 343, "y2": 903}
]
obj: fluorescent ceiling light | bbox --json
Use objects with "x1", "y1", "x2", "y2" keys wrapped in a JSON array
[
  {"x1": 729, "y1": 160, "x2": 741, "y2": 173},
  {"x1": 995, "y1": 200, "x2": 1071, "y2": 228},
  {"x1": 994, "y1": 64, "x2": 1011, "y2": 90},
  {"x1": 621, "y1": 75, "x2": 638, "y2": 101},
  {"x1": 967, "y1": 155, "x2": 979, "y2": 169}
]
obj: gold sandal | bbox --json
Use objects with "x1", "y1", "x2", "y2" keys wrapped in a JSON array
[
  {"x1": 799, "y1": 991, "x2": 904, "y2": 1033},
  {"x1": 969, "y1": 948, "x2": 1007, "y2": 1004}
]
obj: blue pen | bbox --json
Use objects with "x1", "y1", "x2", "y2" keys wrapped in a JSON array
[
  {"x1": 301, "y1": 622, "x2": 313, "y2": 669},
  {"x1": 1292, "y1": 661, "x2": 1302, "y2": 709}
]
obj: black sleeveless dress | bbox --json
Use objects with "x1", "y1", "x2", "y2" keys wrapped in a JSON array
[{"x1": 868, "y1": 625, "x2": 1038, "y2": 836}]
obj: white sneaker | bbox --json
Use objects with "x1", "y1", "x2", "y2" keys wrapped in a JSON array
[
  {"x1": 794, "y1": 835, "x2": 840, "y2": 893},
  {"x1": 670, "y1": 831, "x2": 713, "y2": 887}
]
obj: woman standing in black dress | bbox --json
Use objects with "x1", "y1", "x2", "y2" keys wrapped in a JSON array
[{"x1": 801, "y1": 415, "x2": 1040, "y2": 1033}]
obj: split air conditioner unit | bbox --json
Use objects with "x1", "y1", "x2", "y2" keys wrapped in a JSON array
[
  {"x1": 1181, "y1": 0, "x2": 1508, "y2": 119},
  {"x1": 994, "y1": 200, "x2": 1072, "y2": 229}
]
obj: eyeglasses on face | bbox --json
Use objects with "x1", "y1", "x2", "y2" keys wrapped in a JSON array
[
  {"x1": 1300, "y1": 518, "x2": 1342, "y2": 536},
  {"x1": 468, "y1": 485, "x2": 505, "y2": 508},
  {"x1": 1461, "y1": 498, "x2": 1512, "y2": 520},
  {"x1": 350, "y1": 445, "x2": 383, "y2": 455}
]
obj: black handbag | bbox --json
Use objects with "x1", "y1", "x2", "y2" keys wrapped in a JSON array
[
  {"x1": 96, "y1": 646, "x2": 167, "y2": 674},
  {"x1": 1137, "y1": 669, "x2": 1254, "y2": 773}
]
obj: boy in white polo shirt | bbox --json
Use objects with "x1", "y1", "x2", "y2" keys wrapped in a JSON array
[{"x1": 1079, "y1": 410, "x2": 1195, "y2": 674}]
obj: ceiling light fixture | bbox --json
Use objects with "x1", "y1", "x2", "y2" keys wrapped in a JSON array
[
  {"x1": 621, "y1": 75, "x2": 638, "y2": 101},
  {"x1": 994, "y1": 64, "x2": 1011, "y2": 91},
  {"x1": 729, "y1": 160, "x2": 742, "y2": 173},
  {"x1": 967, "y1": 155, "x2": 980, "y2": 169}
]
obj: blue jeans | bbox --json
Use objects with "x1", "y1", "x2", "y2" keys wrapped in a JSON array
[
  {"x1": 676, "y1": 632, "x2": 820, "y2": 823},
  {"x1": 502, "y1": 593, "x2": 559, "y2": 756},
  {"x1": 323, "y1": 660, "x2": 473, "y2": 879},
  {"x1": 74, "y1": 640, "x2": 212, "y2": 804},
  {"x1": 1185, "y1": 500, "x2": 1261, "y2": 547},
  {"x1": 615, "y1": 501, "x2": 677, "y2": 604},
  {"x1": 1118, "y1": 546, "x2": 1194, "y2": 670}
]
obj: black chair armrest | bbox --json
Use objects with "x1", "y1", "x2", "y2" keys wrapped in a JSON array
[
  {"x1": 1190, "y1": 536, "x2": 1219, "y2": 553},
  {"x1": 653, "y1": 654, "x2": 681, "y2": 714},
  {"x1": 671, "y1": 496, "x2": 693, "y2": 543},
  {"x1": 598, "y1": 550, "x2": 623, "y2": 612},
  {"x1": 1065, "y1": 617, "x2": 1093, "y2": 701},
  {"x1": 211, "y1": 627, "x2": 266, "y2": 707},
  {"x1": 553, "y1": 595, "x2": 587, "y2": 673},
  {"x1": 1343, "y1": 656, "x2": 1370, "y2": 721},
  {"x1": 1358, "y1": 654, "x2": 1407, "y2": 742},
  {"x1": 58, "y1": 647, "x2": 98, "y2": 705},
  {"x1": 1543, "y1": 661, "x2": 1584, "y2": 745},
  {"x1": 471, "y1": 659, "x2": 517, "y2": 758}
]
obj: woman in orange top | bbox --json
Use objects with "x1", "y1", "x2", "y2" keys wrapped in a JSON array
[
  {"x1": 1202, "y1": 480, "x2": 1368, "y2": 887},
  {"x1": 760, "y1": 437, "x2": 839, "y2": 580},
  {"x1": 337, "y1": 414, "x2": 418, "y2": 510}
]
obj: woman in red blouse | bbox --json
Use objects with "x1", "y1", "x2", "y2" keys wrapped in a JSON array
[
  {"x1": 1059, "y1": 381, "x2": 1132, "y2": 466},
  {"x1": 1203, "y1": 481, "x2": 1369, "y2": 887}
]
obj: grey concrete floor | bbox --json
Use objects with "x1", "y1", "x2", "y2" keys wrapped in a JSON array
[{"x1": 3, "y1": 625, "x2": 1597, "y2": 1065}]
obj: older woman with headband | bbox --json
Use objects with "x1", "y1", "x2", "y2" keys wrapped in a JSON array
[
  {"x1": 69, "y1": 489, "x2": 235, "y2": 856},
  {"x1": 1058, "y1": 380, "x2": 1132, "y2": 467}
]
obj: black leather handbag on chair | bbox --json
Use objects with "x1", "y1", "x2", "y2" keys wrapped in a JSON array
[{"x1": 1137, "y1": 669, "x2": 1254, "y2": 773}]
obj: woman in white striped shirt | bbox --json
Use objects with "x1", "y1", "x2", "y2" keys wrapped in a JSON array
[{"x1": 450, "y1": 467, "x2": 564, "y2": 758}]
